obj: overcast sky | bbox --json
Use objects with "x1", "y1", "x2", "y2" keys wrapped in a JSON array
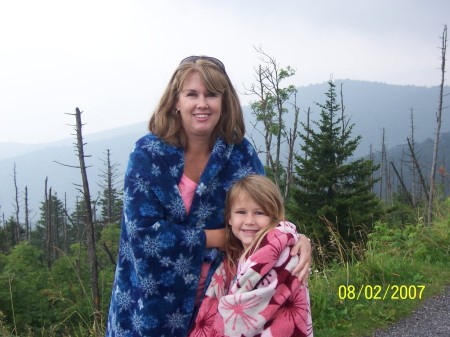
[{"x1": 1, "y1": 0, "x2": 449, "y2": 144}]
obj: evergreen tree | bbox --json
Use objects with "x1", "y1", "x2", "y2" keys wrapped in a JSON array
[
  {"x1": 97, "y1": 149, "x2": 123, "y2": 224},
  {"x1": 0, "y1": 217, "x2": 18, "y2": 253},
  {"x1": 288, "y1": 80, "x2": 381, "y2": 245},
  {"x1": 35, "y1": 193, "x2": 68, "y2": 264}
]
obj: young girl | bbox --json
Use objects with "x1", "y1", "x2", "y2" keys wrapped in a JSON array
[{"x1": 189, "y1": 175, "x2": 313, "y2": 337}]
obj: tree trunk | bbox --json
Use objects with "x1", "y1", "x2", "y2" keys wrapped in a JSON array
[
  {"x1": 284, "y1": 92, "x2": 299, "y2": 199},
  {"x1": 406, "y1": 137, "x2": 429, "y2": 203},
  {"x1": 13, "y1": 163, "x2": 20, "y2": 244},
  {"x1": 45, "y1": 178, "x2": 53, "y2": 269},
  {"x1": 427, "y1": 25, "x2": 447, "y2": 226},
  {"x1": 24, "y1": 186, "x2": 30, "y2": 242},
  {"x1": 74, "y1": 107, "x2": 101, "y2": 327}
]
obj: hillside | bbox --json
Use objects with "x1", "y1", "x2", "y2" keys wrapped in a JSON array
[{"x1": 0, "y1": 80, "x2": 448, "y2": 220}]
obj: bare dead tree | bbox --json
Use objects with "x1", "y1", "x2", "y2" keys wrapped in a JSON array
[
  {"x1": 246, "y1": 63, "x2": 273, "y2": 161},
  {"x1": 407, "y1": 137, "x2": 429, "y2": 203},
  {"x1": 390, "y1": 161, "x2": 414, "y2": 207},
  {"x1": 44, "y1": 178, "x2": 53, "y2": 268},
  {"x1": 63, "y1": 193, "x2": 68, "y2": 253},
  {"x1": 427, "y1": 24, "x2": 448, "y2": 226},
  {"x1": 72, "y1": 107, "x2": 101, "y2": 325},
  {"x1": 56, "y1": 107, "x2": 101, "y2": 327},
  {"x1": 13, "y1": 163, "x2": 20, "y2": 244},
  {"x1": 244, "y1": 47, "x2": 299, "y2": 197},
  {"x1": 284, "y1": 91, "x2": 300, "y2": 199},
  {"x1": 379, "y1": 128, "x2": 387, "y2": 199},
  {"x1": 408, "y1": 107, "x2": 418, "y2": 206},
  {"x1": 370, "y1": 144, "x2": 375, "y2": 191},
  {"x1": 340, "y1": 83, "x2": 351, "y2": 136},
  {"x1": 24, "y1": 186, "x2": 30, "y2": 242}
]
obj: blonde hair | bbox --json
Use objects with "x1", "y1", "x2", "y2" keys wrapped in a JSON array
[
  {"x1": 224, "y1": 175, "x2": 285, "y2": 272},
  {"x1": 148, "y1": 57, "x2": 245, "y2": 148}
]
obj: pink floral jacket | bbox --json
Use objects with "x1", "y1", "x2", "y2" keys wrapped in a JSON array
[{"x1": 188, "y1": 221, "x2": 313, "y2": 337}]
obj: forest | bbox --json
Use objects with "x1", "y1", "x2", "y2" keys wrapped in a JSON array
[{"x1": 0, "y1": 29, "x2": 449, "y2": 337}]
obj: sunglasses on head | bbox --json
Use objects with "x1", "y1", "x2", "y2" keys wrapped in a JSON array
[{"x1": 179, "y1": 55, "x2": 227, "y2": 75}]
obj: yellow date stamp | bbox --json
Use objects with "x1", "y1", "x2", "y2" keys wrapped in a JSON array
[{"x1": 338, "y1": 284, "x2": 426, "y2": 300}]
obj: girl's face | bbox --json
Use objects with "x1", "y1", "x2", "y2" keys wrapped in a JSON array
[
  {"x1": 176, "y1": 71, "x2": 222, "y2": 141},
  {"x1": 228, "y1": 192, "x2": 272, "y2": 249}
]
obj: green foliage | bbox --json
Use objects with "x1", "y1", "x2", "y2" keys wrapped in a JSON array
[
  {"x1": 310, "y1": 213, "x2": 450, "y2": 337},
  {"x1": 0, "y1": 217, "x2": 17, "y2": 253},
  {"x1": 0, "y1": 225, "x2": 119, "y2": 336},
  {"x1": 288, "y1": 80, "x2": 382, "y2": 246},
  {"x1": 97, "y1": 149, "x2": 123, "y2": 224},
  {"x1": 0, "y1": 243, "x2": 54, "y2": 333}
]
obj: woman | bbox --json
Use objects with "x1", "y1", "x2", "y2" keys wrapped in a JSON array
[{"x1": 106, "y1": 56, "x2": 311, "y2": 337}]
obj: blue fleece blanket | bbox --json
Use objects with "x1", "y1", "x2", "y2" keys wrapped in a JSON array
[{"x1": 106, "y1": 133, "x2": 264, "y2": 337}]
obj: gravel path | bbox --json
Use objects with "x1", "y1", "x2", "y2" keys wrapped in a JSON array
[{"x1": 369, "y1": 285, "x2": 450, "y2": 337}]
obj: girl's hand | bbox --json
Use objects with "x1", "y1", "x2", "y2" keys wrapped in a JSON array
[{"x1": 291, "y1": 234, "x2": 312, "y2": 282}]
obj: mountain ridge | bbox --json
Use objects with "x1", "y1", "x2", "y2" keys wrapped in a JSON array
[{"x1": 0, "y1": 80, "x2": 448, "y2": 220}]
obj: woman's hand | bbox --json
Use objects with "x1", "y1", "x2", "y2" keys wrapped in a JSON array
[
  {"x1": 204, "y1": 228, "x2": 226, "y2": 251},
  {"x1": 291, "y1": 234, "x2": 312, "y2": 282}
]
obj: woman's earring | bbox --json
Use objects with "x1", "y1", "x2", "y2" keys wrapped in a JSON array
[{"x1": 175, "y1": 109, "x2": 180, "y2": 115}]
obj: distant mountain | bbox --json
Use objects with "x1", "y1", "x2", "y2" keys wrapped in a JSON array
[
  {"x1": 291, "y1": 80, "x2": 446, "y2": 157},
  {"x1": 0, "y1": 80, "x2": 448, "y2": 220},
  {"x1": 0, "y1": 123, "x2": 147, "y2": 221},
  {"x1": 375, "y1": 131, "x2": 450, "y2": 198}
]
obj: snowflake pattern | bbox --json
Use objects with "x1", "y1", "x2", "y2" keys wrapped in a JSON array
[
  {"x1": 141, "y1": 274, "x2": 159, "y2": 297},
  {"x1": 130, "y1": 173, "x2": 151, "y2": 194},
  {"x1": 116, "y1": 289, "x2": 134, "y2": 313},
  {"x1": 142, "y1": 234, "x2": 162, "y2": 258},
  {"x1": 151, "y1": 163, "x2": 161, "y2": 177},
  {"x1": 114, "y1": 324, "x2": 132, "y2": 337},
  {"x1": 183, "y1": 273, "x2": 198, "y2": 285},
  {"x1": 173, "y1": 254, "x2": 192, "y2": 276},
  {"x1": 165, "y1": 309, "x2": 189, "y2": 333},
  {"x1": 125, "y1": 219, "x2": 139, "y2": 239},
  {"x1": 131, "y1": 310, "x2": 145, "y2": 334},
  {"x1": 194, "y1": 201, "x2": 217, "y2": 222},
  {"x1": 106, "y1": 134, "x2": 264, "y2": 337},
  {"x1": 167, "y1": 197, "x2": 185, "y2": 220},
  {"x1": 182, "y1": 228, "x2": 202, "y2": 250},
  {"x1": 120, "y1": 240, "x2": 134, "y2": 263},
  {"x1": 159, "y1": 256, "x2": 172, "y2": 267},
  {"x1": 196, "y1": 182, "x2": 207, "y2": 196},
  {"x1": 141, "y1": 138, "x2": 164, "y2": 156},
  {"x1": 122, "y1": 189, "x2": 134, "y2": 210},
  {"x1": 164, "y1": 292, "x2": 176, "y2": 303}
]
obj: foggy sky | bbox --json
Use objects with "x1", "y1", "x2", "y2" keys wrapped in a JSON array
[{"x1": 1, "y1": 0, "x2": 449, "y2": 144}]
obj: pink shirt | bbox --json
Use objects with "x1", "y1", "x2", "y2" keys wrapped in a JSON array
[
  {"x1": 178, "y1": 173, "x2": 210, "y2": 305},
  {"x1": 179, "y1": 174, "x2": 197, "y2": 214}
]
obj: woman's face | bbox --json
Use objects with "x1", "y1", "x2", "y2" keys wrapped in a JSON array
[
  {"x1": 176, "y1": 72, "x2": 222, "y2": 142},
  {"x1": 228, "y1": 192, "x2": 272, "y2": 249}
]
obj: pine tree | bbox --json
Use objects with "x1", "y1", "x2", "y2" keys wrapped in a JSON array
[
  {"x1": 36, "y1": 192, "x2": 68, "y2": 264},
  {"x1": 97, "y1": 149, "x2": 123, "y2": 224},
  {"x1": 288, "y1": 80, "x2": 381, "y2": 245}
]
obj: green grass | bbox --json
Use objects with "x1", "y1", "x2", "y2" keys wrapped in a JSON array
[
  {"x1": 309, "y1": 217, "x2": 450, "y2": 337},
  {"x1": 1, "y1": 204, "x2": 449, "y2": 336}
]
